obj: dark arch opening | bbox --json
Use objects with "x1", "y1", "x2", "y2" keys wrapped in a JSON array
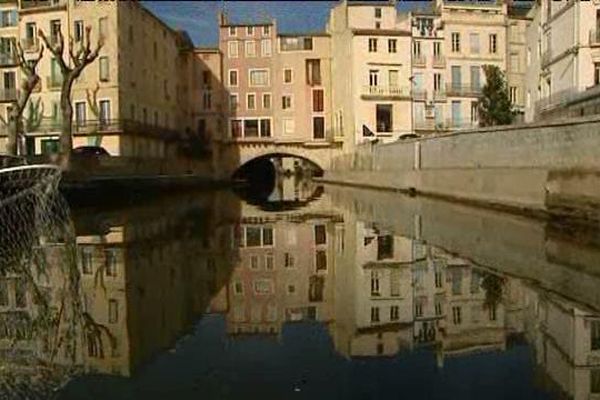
[{"x1": 232, "y1": 154, "x2": 324, "y2": 206}]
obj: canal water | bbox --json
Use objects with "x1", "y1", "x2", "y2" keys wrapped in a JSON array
[{"x1": 2, "y1": 178, "x2": 600, "y2": 399}]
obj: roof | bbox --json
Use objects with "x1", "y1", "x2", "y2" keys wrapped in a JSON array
[
  {"x1": 347, "y1": 0, "x2": 395, "y2": 7},
  {"x1": 278, "y1": 32, "x2": 331, "y2": 38},
  {"x1": 352, "y1": 28, "x2": 411, "y2": 37}
]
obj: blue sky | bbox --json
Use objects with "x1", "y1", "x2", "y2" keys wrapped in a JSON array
[{"x1": 143, "y1": 1, "x2": 430, "y2": 47}]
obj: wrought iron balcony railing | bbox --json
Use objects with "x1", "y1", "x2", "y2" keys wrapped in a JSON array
[
  {"x1": 362, "y1": 85, "x2": 411, "y2": 98},
  {"x1": 412, "y1": 55, "x2": 426, "y2": 67},
  {"x1": 0, "y1": 88, "x2": 17, "y2": 102},
  {"x1": 446, "y1": 83, "x2": 482, "y2": 97},
  {"x1": 432, "y1": 55, "x2": 445, "y2": 68}
]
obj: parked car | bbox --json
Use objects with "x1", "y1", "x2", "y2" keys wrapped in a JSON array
[
  {"x1": 398, "y1": 133, "x2": 420, "y2": 140},
  {"x1": 71, "y1": 146, "x2": 110, "y2": 157}
]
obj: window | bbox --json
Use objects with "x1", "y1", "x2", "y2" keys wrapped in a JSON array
[
  {"x1": 451, "y1": 32, "x2": 460, "y2": 52},
  {"x1": 315, "y1": 250, "x2": 327, "y2": 271},
  {"x1": 314, "y1": 224, "x2": 327, "y2": 244},
  {"x1": 99, "y1": 56, "x2": 109, "y2": 81},
  {"x1": 452, "y1": 306, "x2": 462, "y2": 324},
  {"x1": 282, "y1": 95, "x2": 292, "y2": 110},
  {"x1": 369, "y1": 69, "x2": 379, "y2": 87},
  {"x1": 245, "y1": 40, "x2": 256, "y2": 57},
  {"x1": 280, "y1": 36, "x2": 313, "y2": 51},
  {"x1": 371, "y1": 307, "x2": 380, "y2": 322},
  {"x1": 368, "y1": 38, "x2": 378, "y2": 52},
  {"x1": 99, "y1": 17, "x2": 108, "y2": 39},
  {"x1": 233, "y1": 281, "x2": 243, "y2": 295},
  {"x1": 591, "y1": 370, "x2": 600, "y2": 394},
  {"x1": 375, "y1": 7, "x2": 382, "y2": 18},
  {"x1": 306, "y1": 59, "x2": 321, "y2": 85},
  {"x1": 15, "y1": 280, "x2": 26, "y2": 308},
  {"x1": 370, "y1": 270, "x2": 380, "y2": 295},
  {"x1": 470, "y1": 33, "x2": 479, "y2": 54},
  {"x1": 283, "y1": 118, "x2": 295, "y2": 135},
  {"x1": 510, "y1": 86, "x2": 517, "y2": 104},
  {"x1": 74, "y1": 20, "x2": 84, "y2": 42},
  {"x1": 202, "y1": 71, "x2": 211, "y2": 88},
  {"x1": 388, "y1": 39, "x2": 397, "y2": 53},
  {"x1": 229, "y1": 26, "x2": 237, "y2": 36},
  {"x1": 247, "y1": 26, "x2": 254, "y2": 35},
  {"x1": 231, "y1": 119, "x2": 242, "y2": 137},
  {"x1": 254, "y1": 279, "x2": 273, "y2": 295},
  {"x1": 284, "y1": 252, "x2": 295, "y2": 268},
  {"x1": 375, "y1": 21, "x2": 381, "y2": 29},
  {"x1": 260, "y1": 118, "x2": 271, "y2": 137},
  {"x1": 75, "y1": 101, "x2": 86, "y2": 126},
  {"x1": 376, "y1": 104, "x2": 392, "y2": 132},
  {"x1": 250, "y1": 255, "x2": 259, "y2": 269},
  {"x1": 263, "y1": 26, "x2": 270, "y2": 35},
  {"x1": 243, "y1": 93, "x2": 254, "y2": 110},
  {"x1": 470, "y1": 101, "x2": 478, "y2": 123},
  {"x1": 595, "y1": 63, "x2": 600, "y2": 86},
  {"x1": 435, "y1": 270, "x2": 443, "y2": 288},
  {"x1": 50, "y1": 19, "x2": 61, "y2": 42},
  {"x1": 511, "y1": 53, "x2": 519, "y2": 73},
  {"x1": 228, "y1": 69, "x2": 238, "y2": 86},
  {"x1": 0, "y1": 10, "x2": 16, "y2": 28},
  {"x1": 244, "y1": 119, "x2": 258, "y2": 137},
  {"x1": 433, "y1": 41, "x2": 441, "y2": 57},
  {"x1": 261, "y1": 39, "x2": 271, "y2": 56},
  {"x1": 229, "y1": 94, "x2": 239, "y2": 111},
  {"x1": 25, "y1": 22, "x2": 36, "y2": 40},
  {"x1": 489, "y1": 305, "x2": 497, "y2": 321},
  {"x1": 228, "y1": 41, "x2": 238, "y2": 58},
  {"x1": 262, "y1": 93, "x2": 271, "y2": 109},
  {"x1": 313, "y1": 117, "x2": 325, "y2": 139},
  {"x1": 592, "y1": 321, "x2": 600, "y2": 351},
  {"x1": 413, "y1": 41, "x2": 421, "y2": 56},
  {"x1": 105, "y1": 249, "x2": 117, "y2": 276},
  {"x1": 249, "y1": 69, "x2": 269, "y2": 86},
  {"x1": 434, "y1": 73, "x2": 442, "y2": 92},
  {"x1": 108, "y1": 299, "x2": 118, "y2": 323},
  {"x1": 390, "y1": 269, "x2": 400, "y2": 296},
  {"x1": 80, "y1": 247, "x2": 93, "y2": 274},
  {"x1": 313, "y1": 89, "x2": 324, "y2": 112},
  {"x1": 415, "y1": 302, "x2": 423, "y2": 317},
  {"x1": 283, "y1": 68, "x2": 293, "y2": 84},
  {"x1": 389, "y1": 70, "x2": 398, "y2": 88},
  {"x1": 489, "y1": 34, "x2": 497, "y2": 54}
]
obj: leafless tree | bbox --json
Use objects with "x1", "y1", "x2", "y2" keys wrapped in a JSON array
[
  {"x1": 2, "y1": 43, "x2": 44, "y2": 156},
  {"x1": 38, "y1": 25, "x2": 103, "y2": 168}
]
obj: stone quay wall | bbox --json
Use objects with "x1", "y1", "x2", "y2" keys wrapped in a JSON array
[{"x1": 324, "y1": 115, "x2": 600, "y2": 223}]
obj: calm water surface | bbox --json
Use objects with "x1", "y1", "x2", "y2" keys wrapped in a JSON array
[{"x1": 3, "y1": 178, "x2": 600, "y2": 399}]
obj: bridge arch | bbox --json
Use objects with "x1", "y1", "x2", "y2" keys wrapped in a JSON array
[{"x1": 232, "y1": 152, "x2": 324, "y2": 179}]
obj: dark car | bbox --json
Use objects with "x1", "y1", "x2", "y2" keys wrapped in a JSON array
[{"x1": 72, "y1": 146, "x2": 110, "y2": 156}]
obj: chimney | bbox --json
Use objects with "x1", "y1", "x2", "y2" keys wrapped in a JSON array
[{"x1": 217, "y1": 11, "x2": 228, "y2": 26}]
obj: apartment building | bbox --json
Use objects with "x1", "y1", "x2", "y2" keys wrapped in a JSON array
[
  {"x1": 328, "y1": 1, "x2": 413, "y2": 150},
  {"x1": 0, "y1": 1, "x2": 18, "y2": 123},
  {"x1": 506, "y1": 5, "x2": 531, "y2": 122},
  {"x1": 437, "y1": 0, "x2": 507, "y2": 129},
  {"x1": 0, "y1": 0, "x2": 197, "y2": 157},
  {"x1": 525, "y1": 0, "x2": 600, "y2": 122},
  {"x1": 410, "y1": 9, "x2": 446, "y2": 134}
]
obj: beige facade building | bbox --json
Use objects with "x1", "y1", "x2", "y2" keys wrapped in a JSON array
[
  {"x1": 328, "y1": 1, "x2": 413, "y2": 150},
  {"x1": 525, "y1": 0, "x2": 600, "y2": 122},
  {"x1": 0, "y1": 0, "x2": 198, "y2": 157}
]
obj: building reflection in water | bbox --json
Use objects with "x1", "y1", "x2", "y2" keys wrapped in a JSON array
[{"x1": 4, "y1": 188, "x2": 600, "y2": 400}]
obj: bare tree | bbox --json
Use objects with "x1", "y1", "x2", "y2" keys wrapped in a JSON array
[
  {"x1": 38, "y1": 25, "x2": 103, "y2": 168},
  {"x1": 3, "y1": 43, "x2": 44, "y2": 156}
]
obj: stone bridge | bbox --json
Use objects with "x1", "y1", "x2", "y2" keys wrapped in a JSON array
[{"x1": 214, "y1": 140, "x2": 344, "y2": 179}]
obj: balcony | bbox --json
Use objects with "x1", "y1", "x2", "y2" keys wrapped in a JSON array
[
  {"x1": 20, "y1": 37, "x2": 38, "y2": 52},
  {"x1": 432, "y1": 56, "x2": 445, "y2": 68},
  {"x1": 590, "y1": 29, "x2": 600, "y2": 46},
  {"x1": 433, "y1": 90, "x2": 446, "y2": 101},
  {"x1": 446, "y1": 83, "x2": 482, "y2": 97},
  {"x1": 412, "y1": 89, "x2": 427, "y2": 101},
  {"x1": 46, "y1": 75, "x2": 62, "y2": 89},
  {"x1": 361, "y1": 85, "x2": 411, "y2": 100},
  {"x1": 412, "y1": 55, "x2": 426, "y2": 67},
  {"x1": 22, "y1": 119, "x2": 182, "y2": 140},
  {"x1": 0, "y1": 52, "x2": 16, "y2": 66},
  {"x1": 20, "y1": 0, "x2": 66, "y2": 11},
  {"x1": 0, "y1": 88, "x2": 17, "y2": 102}
]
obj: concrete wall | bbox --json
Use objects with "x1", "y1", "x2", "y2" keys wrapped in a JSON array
[{"x1": 325, "y1": 115, "x2": 600, "y2": 222}]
